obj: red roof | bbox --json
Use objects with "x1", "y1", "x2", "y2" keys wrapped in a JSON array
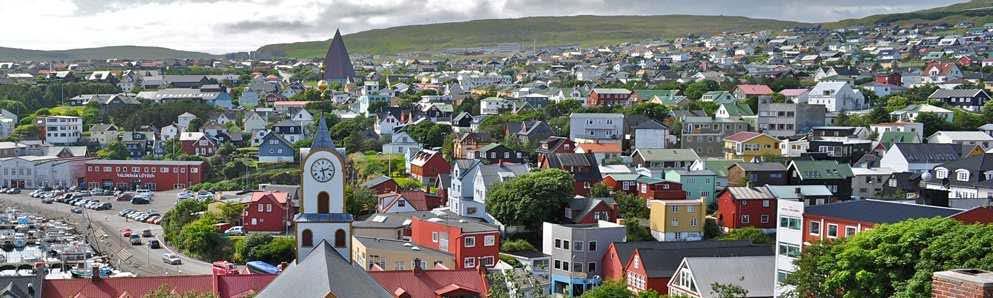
[
  {"x1": 378, "y1": 191, "x2": 443, "y2": 211},
  {"x1": 725, "y1": 131, "x2": 763, "y2": 142},
  {"x1": 252, "y1": 191, "x2": 289, "y2": 204},
  {"x1": 736, "y1": 84, "x2": 774, "y2": 95},
  {"x1": 576, "y1": 143, "x2": 622, "y2": 153},
  {"x1": 368, "y1": 269, "x2": 489, "y2": 298},
  {"x1": 42, "y1": 274, "x2": 275, "y2": 298}
]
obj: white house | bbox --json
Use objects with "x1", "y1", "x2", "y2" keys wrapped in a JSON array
[
  {"x1": 879, "y1": 143, "x2": 971, "y2": 174},
  {"x1": 471, "y1": 163, "x2": 529, "y2": 223},
  {"x1": 449, "y1": 160, "x2": 481, "y2": 217},
  {"x1": 381, "y1": 131, "x2": 422, "y2": 154},
  {"x1": 243, "y1": 112, "x2": 267, "y2": 133},
  {"x1": 291, "y1": 109, "x2": 314, "y2": 127},
  {"x1": 889, "y1": 104, "x2": 953, "y2": 123},
  {"x1": 480, "y1": 97, "x2": 514, "y2": 115},
  {"x1": 41, "y1": 116, "x2": 83, "y2": 145},
  {"x1": 774, "y1": 199, "x2": 805, "y2": 297},
  {"x1": 177, "y1": 112, "x2": 197, "y2": 131},
  {"x1": 804, "y1": 81, "x2": 865, "y2": 112},
  {"x1": 870, "y1": 122, "x2": 925, "y2": 142},
  {"x1": 927, "y1": 131, "x2": 993, "y2": 150},
  {"x1": 374, "y1": 113, "x2": 402, "y2": 137},
  {"x1": 569, "y1": 113, "x2": 624, "y2": 144}
]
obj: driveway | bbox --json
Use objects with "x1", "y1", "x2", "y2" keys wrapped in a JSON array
[{"x1": 0, "y1": 190, "x2": 213, "y2": 276}]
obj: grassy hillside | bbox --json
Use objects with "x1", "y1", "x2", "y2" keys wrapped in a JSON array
[
  {"x1": 0, "y1": 46, "x2": 216, "y2": 61},
  {"x1": 825, "y1": 0, "x2": 993, "y2": 28},
  {"x1": 257, "y1": 15, "x2": 807, "y2": 58}
]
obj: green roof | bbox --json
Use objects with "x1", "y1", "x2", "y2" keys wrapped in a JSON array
[
  {"x1": 636, "y1": 89, "x2": 679, "y2": 99},
  {"x1": 634, "y1": 148, "x2": 700, "y2": 161},
  {"x1": 721, "y1": 102, "x2": 754, "y2": 117},
  {"x1": 879, "y1": 131, "x2": 919, "y2": 149},
  {"x1": 703, "y1": 159, "x2": 741, "y2": 177},
  {"x1": 789, "y1": 160, "x2": 853, "y2": 180}
]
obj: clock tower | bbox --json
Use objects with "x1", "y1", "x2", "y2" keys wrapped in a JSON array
[{"x1": 295, "y1": 115, "x2": 352, "y2": 262}]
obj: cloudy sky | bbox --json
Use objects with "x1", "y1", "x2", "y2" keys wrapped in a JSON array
[{"x1": 2, "y1": 0, "x2": 963, "y2": 54}]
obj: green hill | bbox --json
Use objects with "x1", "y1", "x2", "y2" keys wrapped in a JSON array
[
  {"x1": 0, "y1": 46, "x2": 216, "y2": 61},
  {"x1": 257, "y1": 15, "x2": 808, "y2": 58},
  {"x1": 825, "y1": 0, "x2": 993, "y2": 28}
]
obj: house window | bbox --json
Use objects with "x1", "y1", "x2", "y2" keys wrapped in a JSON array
[
  {"x1": 555, "y1": 239, "x2": 561, "y2": 248},
  {"x1": 432, "y1": 232, "x2": 439, "y2": 243},
  {"x1": 554, "y1": 260, "x2": 561, "y2": 269},
  {"x1": 574, "y1": 241, "x2": 584, "y2": 251},
  {"x1": 827, "y1": 224, "x2": 839, "y2": 238},
  {"x1": 780, "y1": 216, "x2": 801, "y2": 230},
  {"x1": 956, "y1": 170, "x2": 970, "y2": 181},
  {"x1": 464, "y1": 257, "x2": 476, "y2": 268},
  {"x1": 809, "y1": 221, "x2": 821, "y2": 235},
  {"x1": 762, "y1": 200, "x2": 770, "y2": 208},
  {"x1": 778, "y1": 242, "x2": 801, "y2": 258},
  {"x1": 563, "y1": 240, "x2": 570, "y2": 250},
  {"x1": 761, "y1": 215, "x2": 770, "y2": 224},
  {"x1": 484, "y1": 235, "x2": 496, "y2": 246},
  {"x1": 301, "y1": 229, "x2": 313, "y2": 247},
  {"x1": 335, "y1": 229, "x2": 346, "y2": 247},
  {"x1": 482, "y1": 256, "x2": 494, "y2": 266},
  {"x1": 935, "y1": 168, "x2": 948, "y2": 179},
  {"x1": 464, "y1": 236, "x2": 476, "y2": 247},
  {"x1": 672, "y1": 219, "x2": 679, "y2": 226},
  {"x1": 845, "y1": 226, "x2": 858, "y2": 237},
  {"x1": 398, "y1": 200, "x2": 406, "y2": 207},
  {"x1": 691, "y1": 218, "x2": 699, "y2": 226},
  {"x1": 588, "y1": 262, "x2": 597, "y2": 273},
  {"x1": 258, "y1": 204, "x2": 264, "y2": 212},
  {"x1": 671, "y1": 205, "x2": 679, "y2": 212},
  {"x1": 573, "y1": 263, "x2": 583, "y2": 273},
  {"x1": 562, "y1": 261, "x2": 569, "y2": 271},
  {"x1": 588, "y1": 241, "x2": 597, "y2": 251},
  {"x1": 741, "y1": 215, "x2": 750, "y2": 224}
]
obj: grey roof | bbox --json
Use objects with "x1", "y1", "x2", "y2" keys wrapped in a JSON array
[
  {"x1": 681, "y1": 256, "x2": 775, "y2": 298},
  {"x1": 764, "y1": 185, "x2": 833, "y2": 199},
  {"x1": 610, "y1": 240, "x2": 756, "y2": 269},
  {"x1": 361, "y1": 175, "x2": 394, "y2": 188},
  {"x1": 724, "y1": 187, "x2": 776, "y2": 200},
  {"x1": 929, "y1": 88, "x2": 988, "y2": 99},
  {"x1": 636, "y1": 243, "x2": 774, "y2": 277},
  {"x1": 568, "y1": 197, "x2": 615, "y2": 221},
  {"x1": 479, "y1": 163, "x2": 530, "y2": 187},
  {"x1": 634, "y1": 148, "x2": 701, "y2": 162},
  {"x1": 454, "y1": 159, "x2": 481, "y2": 179},
  {"x1": 257, "y1": 241, "x2": 391, "y2": 298},
  {"x1": 734, "y1": 162, "x2": 787, "y2": 172},
  {"x1": 804, "y1": 200, "x2": 962, "y2": 224},
  {"x1": 893, "y1": 143, "x2": 970, "y2": 163}
]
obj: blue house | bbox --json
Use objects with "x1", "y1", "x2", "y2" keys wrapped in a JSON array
[
  {"x1": 239, "y1": 89, "x2": 260, "y2": 108},
  {"x1": 257, "y1": 131, "x2": 295, "y2": 163}
]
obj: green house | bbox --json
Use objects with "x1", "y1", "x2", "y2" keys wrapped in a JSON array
[{"x1": 664, "y1": 169, "x2": 717, "y2": 205}]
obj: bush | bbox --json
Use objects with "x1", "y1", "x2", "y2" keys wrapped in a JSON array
[{"x1": 501, "y1": 239, "x2": 536, "y2": 253}]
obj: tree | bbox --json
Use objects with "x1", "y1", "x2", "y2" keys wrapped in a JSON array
[
  {"x1": 684, "y1": 80, "x2": 719, "y2": 100},
  {"x1": 97, "y1": 142, "x2": 129, "y2": 160},
  {"x1": 624, "y1": 102, "x2": 672, "y2": 121},
  {"x1": 579, "y1": 280, "x2": 631, "y2": 298},
  {"x1": 625, "y1": 220, "x2": 653, "y2": 241},
  {"x1": 345, "y1": 185, "x2": 377, "y2": 216},
  {"x1": 616, "y1": 193, "x2": 649, "y2": 219},
  {"x1": 784, "y1": 218, "x2": 993, "y2": 297},
  {"x1": 218, "y1": 202, "x2": 245, "y2": 224},
  {"x1": 162, "y1": 200, "x2": 208, "y2": 242},
  {"x1": 590, "y1": 183, "x2": 612, "y2": 197},
  {"x1": 719, "y1": 227, "x2": 772, "y2": 244},
  {"x1": 501, "y1": 239, "x2": 537, "y2": 252},
  {"x1": 917, "y1": 112, "x2": 950, "y2": 137},
  {"x1": 486, "y1": 169, "x2": 574, "y2": 229},
  {"x1": 175, "y1": 215, "x2": 231, "y2": 260},
  {"x1": 711, "y1": 282, "x2": 749, "y2": 298}
]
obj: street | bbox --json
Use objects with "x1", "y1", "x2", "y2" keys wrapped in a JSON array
[{"x1": 0, "y1": 190, "x2": 213, "y2": 276}]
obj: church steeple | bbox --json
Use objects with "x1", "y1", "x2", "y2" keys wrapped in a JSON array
[
  {"x1": 312, "y1": 114, "x2": 335, "y2": 149},
  {"x1": 322, "y1": 29, "x2": 355, "y2": 83}
]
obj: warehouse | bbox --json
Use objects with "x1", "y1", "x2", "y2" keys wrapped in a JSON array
[
  {"x1": 84, "y1": 160, "x2": 206, "y2": 191},
  {"x1": 0, "y1": 156, "x2": 91, "y2": 189}
]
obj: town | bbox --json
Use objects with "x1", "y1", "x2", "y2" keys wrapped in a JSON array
[{"x1": 3, "y1": 3, "x2": 993, "y2": 298}]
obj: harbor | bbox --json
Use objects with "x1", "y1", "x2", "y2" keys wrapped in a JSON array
[{"x1": 0, "y1": 207, "x2": 134, "y2": 279}]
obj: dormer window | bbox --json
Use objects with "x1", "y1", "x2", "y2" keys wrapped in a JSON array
[
  {"x1": 985, "y1": 171, "x2": 993, "y2": 181},
  {"x1": 935, "y1": 168, "x2": 948, "y2": 179},
  {"x1": 956, "y1": 169, "x2": 970, "y2": 182}
]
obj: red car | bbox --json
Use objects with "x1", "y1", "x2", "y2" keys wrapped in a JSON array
[{"x1": 120, "y1": 228, "x2": 132, "y2": 237}]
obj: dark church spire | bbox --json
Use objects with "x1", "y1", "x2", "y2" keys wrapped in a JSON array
[
  {"x1": 312, "y1": 114, "x2": 335, "y2": 149},
  {"x1": 322, "y1": 29, "x2": 355, "y2": 83}
]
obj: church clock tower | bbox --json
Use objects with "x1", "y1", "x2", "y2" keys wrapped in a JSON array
[{"x1": 295, "y1": 115, "x2": 352, "y2": 262}]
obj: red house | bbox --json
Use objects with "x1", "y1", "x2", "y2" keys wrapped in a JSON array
[
  {"x1": 636, "y1": 177, "x2": 686, "y2": 200},
  {"x1": 539, "y1": 152, "x2": 602, "y2": 196},
  {"x1": 368, "y1": 266, "x2": 490, "y2": 298},
  {"x1": 621, "y1": 242, "x2": 773, "y2": 295},
  {"x1": 410, "y1": 149, "x2": 451, "y2": 186},
  {"x1": 565, "y1": 197, "x2": 618, "y2": 224},
  {"x1": 362, "y1": 175, "x2": 398, "y2": 194},
  {"x1": 716, "y1": 187, "x2": 777, "y2": 231},
  {"x1": 409, "y1": 214, "x2": 501, "y2": 269},
  {"x1": 602, "y1": 173, "x2": 641, "y2": 194},
  {"x1": 874, "y1": 72, "x2": 902, "y2": 86},
  {"x1": 179, "y1": 132, "x2": 217, "y2": 156},
  {"x1": 84, "y1": 160, "x2": 205, "y2": 191},
  {"x1": 376, "y1": 191, "x2": 444, "y2": 213},
  {"x1": 587, "y1": 88, "x2": 633, "y2": 107},
  {"x1": 242, "y1": 191, "x2": 293, "y2": 233},
  {"x1": 801, "y1": 200, "x2": 993, "y2": 243}
]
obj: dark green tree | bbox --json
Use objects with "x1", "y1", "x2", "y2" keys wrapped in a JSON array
[
  {"x1": 486, "y1": 169, "x2": 574, "y2": 229},
  {"x1": 97, "y1": 142, "x2": 129, "y2": 160}
]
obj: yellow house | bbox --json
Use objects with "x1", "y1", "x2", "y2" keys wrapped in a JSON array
[
  {"x1": 648, "y1": 199, "x2": 706, "y2": 241},
  {"x1": 351, "y1": 236, "x2": 455, "y2": 271},
  {"x1": 724, "y1": 131, "x2": 781, "y2": 162}
]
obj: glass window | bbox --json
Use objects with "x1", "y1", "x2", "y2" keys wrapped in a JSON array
[
  {"x1": 827, "y1": 224, "x2": 838, "y2": 238},
  {"x1": 588, "y1": 241, "x2": 597, "y2": 251},
  {"x1": 809, "y1": 221, "x2": 821, "y2": 235},
  {"x1": 464, "y1": 236, "x2": 476, "y2": 247},
  {"x1": 845, "y1": 226, "x2": 858, "y2": 237},
  {"x1": 484, "y1": 235, "x2": 496, "y2": 246}
]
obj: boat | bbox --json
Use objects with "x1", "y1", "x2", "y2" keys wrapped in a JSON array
[
  {"x1": 13, "y1": 233, "x2": 26, "y2": 249},
  {"x1": 247, "y1": 261, "x2": 281, "y2": 274}
]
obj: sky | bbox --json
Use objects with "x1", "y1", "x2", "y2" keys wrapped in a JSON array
[{"x1": 1, "y1": 0, "x2": 964, "y2": 54}]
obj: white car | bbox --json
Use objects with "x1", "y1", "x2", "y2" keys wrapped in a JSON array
[
  {"x1": 177, "y1": 191, "x2": 193, "y2": 200},
  {"x1": 162, "y1": 253, "x2": 182, "y2": 265},
  {"x1": 224, "y1": 226, "x2": 245, "y2": 236}
]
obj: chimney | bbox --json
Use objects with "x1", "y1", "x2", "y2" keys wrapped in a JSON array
[
  {"x1": 413, "y1": 258, "x2": 423, "y2": 274},
  {"x1": 932, "y1": 269, "x2": 993, "y2": 298}
]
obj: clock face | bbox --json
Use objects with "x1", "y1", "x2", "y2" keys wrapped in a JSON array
[{"x1": 310, "y1": 158, "x2": 336, "y2": 183}]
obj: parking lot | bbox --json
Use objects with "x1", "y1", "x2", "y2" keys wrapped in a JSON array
[{"x1": 0, "y1": 188, "x2": 213, "y2": 276}]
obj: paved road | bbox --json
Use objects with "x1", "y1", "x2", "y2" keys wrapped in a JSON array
[{"x1": 0, "y1": 190, "x2": 212, "y2": 276}]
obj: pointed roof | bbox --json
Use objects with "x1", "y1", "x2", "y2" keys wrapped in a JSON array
[
  {"x1": 312, "y1": 114, "x2": 335, "y2": 149},
  {"x1": 257, "y1": 241, "x2": 391, "y2": 298},
  {"x1": 323, "y1": 29, "x2": 356, "y2": 82}
]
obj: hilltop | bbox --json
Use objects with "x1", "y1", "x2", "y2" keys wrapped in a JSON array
[
  {"x1": 256, "y1": 15, "x2": 807, "y2": 58},
  {"x1": 0, "y1": 46, "x2": 216, "y2": 61},
  {"x1": 825, "y1": 0, "x2": 993, "y2": 28}
]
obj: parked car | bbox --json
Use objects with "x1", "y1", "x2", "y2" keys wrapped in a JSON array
[
  {"x1": 116, "y1": 193, "x2": 133, "y2": 201},
  {"x1": 162, "y1": 253, "x2": 182, "y2": 265},
  {"x1": 129, "y1": 235, "x2": 141, "y2": 245},
  {"x1": 131, "y1": 197, "x2": 150, "y2": 205},
  {"x1": 224, "y1": 226, "x2": 245, "y2": 236},
  {"x1": 177, "y1": 191, "x2": 193, "y2": 200},
  {"x1": 95, "y1": 203, "x2": 112, "y2": 210},
  {"x1": 70, "y1": 207, "x2": 83, "y2": 214},
  {"x1": 148, "y1": 239, "x2": 161, "y2": 249},
  {"x1": 120, "y1": 228, "x2": 132, "y2": 237},
  {"x1": 141, "y1": 229, "x2": 153, "y2": 237}
]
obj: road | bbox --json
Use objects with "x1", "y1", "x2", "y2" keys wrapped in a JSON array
[{"x1": 0, "y1": 190, "x2": 213, "y2": 276}]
